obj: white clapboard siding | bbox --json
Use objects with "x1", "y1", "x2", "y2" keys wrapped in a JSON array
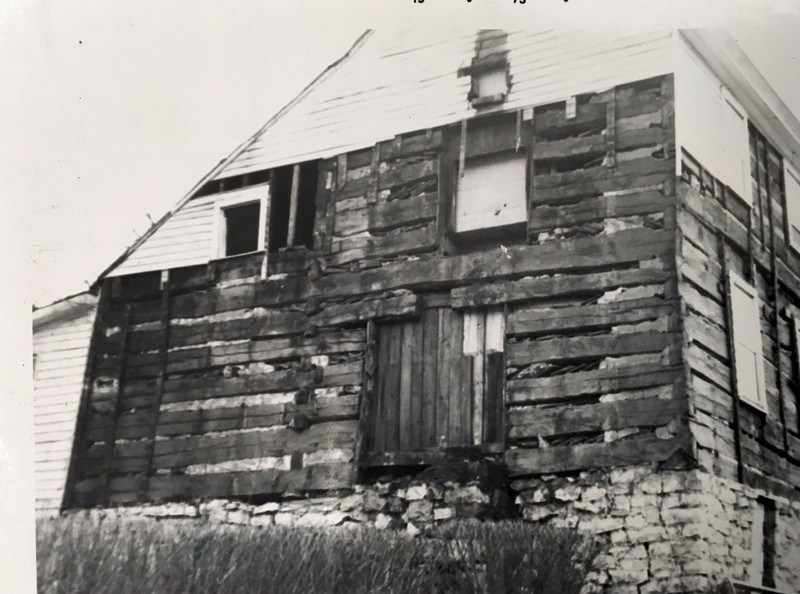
[
  {"x1": 109, "y1": 184, "x2": 270, "y2": 277},
  {"x1": 33, "y1": 293, "x2": 97, "y2": 514},
  {"x1": 216, "y1": 29, "x2": 675, "y2": 178}
]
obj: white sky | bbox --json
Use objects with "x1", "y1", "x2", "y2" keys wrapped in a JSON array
[{"x1": 1, "y1": 1, "x2": 799, "y2": 590}]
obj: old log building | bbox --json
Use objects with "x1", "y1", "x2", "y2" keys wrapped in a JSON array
[{"x1": 63, "y1": 30, "x2": 800, "y2": 592}]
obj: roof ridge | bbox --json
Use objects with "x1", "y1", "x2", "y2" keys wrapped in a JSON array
[{"x1": 93, "y1": 29, "x2": 374, "y2": 286}]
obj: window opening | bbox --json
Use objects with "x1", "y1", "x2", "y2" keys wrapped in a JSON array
[
  {"x1": 269, "y1": 161, "x2": 318, "y2": 252},
  {"x1": 223, "y1": 201, "x2": 261, "y2": 257}
]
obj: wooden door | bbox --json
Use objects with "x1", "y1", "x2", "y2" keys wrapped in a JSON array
[{"x1": 367, "y1": 306, "x2": 504, "y2": 456}]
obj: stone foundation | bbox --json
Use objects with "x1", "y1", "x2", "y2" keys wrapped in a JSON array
[
  {"x1": 513, "y1": 465, "x2": 800, "y2": 593},
  {"x1": 72, "y1": 460, "x2": 509, "y2": 538},
  {"x1": 64, "y1": 462, "x2": 800, "y2": 593}
]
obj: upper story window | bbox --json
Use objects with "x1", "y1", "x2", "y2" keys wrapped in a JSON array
[
  {"x1": 451, "y1": 114, "x2": 530, "y2": 241},
  {"x1": 729, "y1": 271, "x2": 767, "y2": 412},
  {"x1": 269, "y1": 161, "x2": 319, "y2": 251},
  {"x1": 456, "y1": 152, "x2": 527, "y2": 233},
  {"x1": 212, "y1": 185, "x2": 268, "y2": 259},
  {"x1": 784, "y1": 164, "x2": 800, "y2": 250}
]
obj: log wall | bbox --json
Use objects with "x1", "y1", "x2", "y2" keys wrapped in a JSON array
[
  {"x1": 678, "y1": 126, "x2": 800, "y2": 500},
  {"x1": 66, "y1": 74, "x2": 689, "y2": 508}
]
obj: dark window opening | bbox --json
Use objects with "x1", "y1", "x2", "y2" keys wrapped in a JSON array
[
  {"x1": 760, "y1": 497, "x2": 776, "y2": 589},
  {"x1": 269, "y1": 161, "x2": 318, "y2": 252},
  {"x1": 223, "y1": 201, "x2": 260, "y2": 257},
  {"x1": 269, "y1": 166, "x2": 293, "y2": 252}
]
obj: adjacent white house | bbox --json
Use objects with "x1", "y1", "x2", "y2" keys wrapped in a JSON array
[{"x1": 32, "y1": 292, "x2": 97, "y2": 514}]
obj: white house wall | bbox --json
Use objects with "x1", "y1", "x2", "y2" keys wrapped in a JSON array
[
  {"x1": 33, "y1": 297, "x2": 97, "y2": 514},
  {"x1": 674, "y1": 36, "x2": 728, "y2": 179}
]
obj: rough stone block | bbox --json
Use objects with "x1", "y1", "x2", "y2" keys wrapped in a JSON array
[
  {"x1": 253, "y1": 502, "x2": 281, "y2": 515},
  {"x1": 554, "y1": 485, "x2": 582, "y2": 501},
  {"x1": 433, "y1": 507, "x2": 455, "y2": 521},
  {"x1": 635, "y1": 475, "x2": 662, "y2": 495},
  {"x1": 404, "y1": 499, "x2": 433, "y2": 523},
  {"x1": 405, "y1": 485, "x2": 428, "y2": 501},
  {"x1": 578, "y1": 516, "x2": 623, "y2": 534},
  {"x1": 250, "y1": 514, "x2": 275, "y2": 527}
]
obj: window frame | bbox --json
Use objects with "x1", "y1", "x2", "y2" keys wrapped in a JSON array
[
  {"x1": 210, "y1": 186, "x2": 269, "y2": 260},
  {"x1": 784, "y1": 163, "x2": 800, "y2": 253},
  {"x1": 448, "y1": 115, "x2": 532, "y2": 245},
  {"x1": 729, "y1": 271, "x2": 768, "y2": 413}
]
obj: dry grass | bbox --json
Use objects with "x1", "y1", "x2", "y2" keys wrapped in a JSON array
[{"x1": 37, "y1": 514, "x2": 598, "y2": 594}]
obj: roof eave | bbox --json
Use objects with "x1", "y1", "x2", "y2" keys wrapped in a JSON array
[{"x1": 681, "y1": 29, "x2": 800, "y2": 172}]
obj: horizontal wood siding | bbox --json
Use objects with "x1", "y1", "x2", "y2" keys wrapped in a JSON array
[
  {"x1": 503, "y1": 74, "x2": 687, "y2": 477},
  {"x1": 68, "y1": 74, "x2": 688, "y2": 506},
  {"x1": 679, "y1": 122, "x2": 800, "y2": 499},
  {"x1": 33, "y1": 296, "x2": 97, "y2": 513}
]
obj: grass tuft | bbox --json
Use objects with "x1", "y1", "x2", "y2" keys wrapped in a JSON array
[{"x1": 37, "y1": 515, "x2": 598, "y2": 594}]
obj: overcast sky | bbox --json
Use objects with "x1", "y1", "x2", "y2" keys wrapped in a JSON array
[{"x1": 2, "y1": 1, "x2": 798, "y2": 307}]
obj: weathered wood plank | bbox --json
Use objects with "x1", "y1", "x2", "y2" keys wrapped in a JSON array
[
  {"x1": 528, "y1": 190, "x2": 669, "y2": 233},
  {"x1": 152, "y1": 421, "x2": 358, "y2": 469},
  {"x1": 484, "y1": 351, "x2": 505, "y2": 445},
  {"x1": 507, "y1": 297, "x2": 673, "y2": 337},
  {"x1": 436, "y1": 308, "x2": 451, "y2": 448},
  {"x1": 398, "y1": 321, "x2": 414, "y2": 451},
  {"x1": 328, "y1": 223, "x2": 437, "y2": 267},
  {"x1": 507, "y1": 330, "x2": 677, "y2": 366},
  {"x1": 122, "y1": 368, "x2": 322, "y2": 408},
  {"x1": 409, "y1": 317, "x2": 424, "y2": 450},
  {"x1": 507, "y1": 363, "x2": 678, "y2": 404},
  {"x1": 508, "y1": 396, "x2": 685, "y2": 439},
  {"x1": 82, "y1": 464, "x2": 356, "y2": 502},
  {"x1": 421, "y1": 308, "x2": 439, "y2": 449},
  {"x1": 506, "y1": 433, "x2": 688, "y2": 476},
  {"x1": 310, "y1": 293, "x2": 420, "y2": 328},
  {"x1": 88, "y1": 395, "x2": 359, "y2": 441},
  {"x1": 334, "y1": 192, "x2": 437, "y2": 237},
  {"x1": 318, "y1": 228, "x2": 674, "y2": 300},
  {"x1": 532, "y1": 134, "x2": 606, "y2": 161},
  {"x1": 85, "y1": 421, "x2": 358, "y2": 474},
  {"x1": 356, "y1": 320, "x2": 377, "y2": 475},
  {"x1": 451, "y1": 265, "x2": 671, "y2": 309}
]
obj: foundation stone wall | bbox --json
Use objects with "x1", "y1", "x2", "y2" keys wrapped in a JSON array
[
  {"x1": 514, "y1": 464, "x2": 800, "y2": 593},
  {"x1": 64, "y1": 462, "x2": 800, "y2": 593}
]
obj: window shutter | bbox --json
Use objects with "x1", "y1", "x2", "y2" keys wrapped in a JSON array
[
  {"x1": 729, "y1": 272, "x2": 767, "y2": 411},
  {"x1": 785, "y1": 166, "x2": 800, "y2": 250},
  {"x1": 456, "y1": 153, "x2": 527, "y2": 233}
]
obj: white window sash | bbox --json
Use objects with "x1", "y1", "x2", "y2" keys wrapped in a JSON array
[{"x1": 210, "y1": 186, "x2": 269, "y2": 260}]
